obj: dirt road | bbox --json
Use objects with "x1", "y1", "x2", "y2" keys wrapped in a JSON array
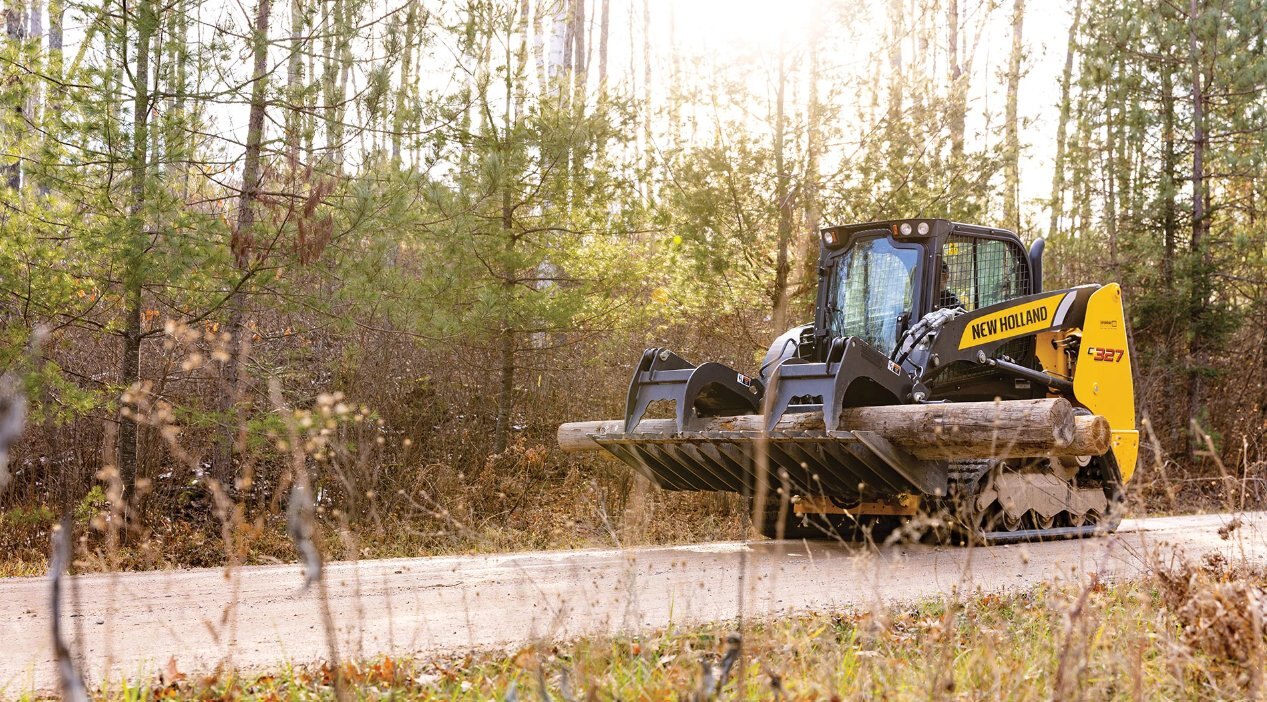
[{"x1": 2, "y1": 512, "x2": 1264, "y2": 694}]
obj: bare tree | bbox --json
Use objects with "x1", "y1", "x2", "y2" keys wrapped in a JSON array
[
  {"x1": 1047, "y1": 0, "x2": 1081, "y2": 239},
  {"x1": 213, "y1": 0, "x2": 273, "y2": 489},
  {"x1": 118, "y1": 0, "x2": 156, "y2": 500},
  {"x1": 1002, "y1": 0, "x2": 1025, "y2": 233}
]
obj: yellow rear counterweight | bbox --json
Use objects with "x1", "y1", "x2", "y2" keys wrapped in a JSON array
[{"x1": 1071, "y1": 284, "x2": 1139, "y2": 481}]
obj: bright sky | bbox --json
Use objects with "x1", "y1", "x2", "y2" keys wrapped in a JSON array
[{"x1": 659, "y1": 0, "x2": 1074, "y2": 220}]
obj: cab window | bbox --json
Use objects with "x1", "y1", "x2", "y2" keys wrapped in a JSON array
[
  {"x1": 827, "y1": 236, "x2": 921, "y2": 356},
  {"x1": 939, "y1": 235, "x2": 1031, "y2": 311}
]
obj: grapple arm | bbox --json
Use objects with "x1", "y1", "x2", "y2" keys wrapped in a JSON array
[{"x1": 624, "y1": 348, "x2": 764, "y2": 433}]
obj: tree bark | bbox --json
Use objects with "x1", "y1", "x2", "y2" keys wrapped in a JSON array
[
  {"x1": 37, "y1": 0, "x2": 59, "y2": 198},
  {"x1": 1104, "y1": 82, "x2": 1118, "y2": 265},
  {"x1": 26, "y1": 0, "x2": 41, "y2": 145},
  {"x1": 1003, "y1": 0, "x2": 1025, "y2": 233},
  {"x1": 886, "y1": 0, "x2": 903, "y2": 128},
  {"x1": 492, "y1": 327, "x2": 516, "y2": 454},
  {"x1": 491, "y1": 175, "x2": 516, "y2": 454}
]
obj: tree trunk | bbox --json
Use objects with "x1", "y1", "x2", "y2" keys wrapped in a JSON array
[
  {"x1": 26, "y1": 0, "x2": 41, "y2": 149},
  {"x1": 531, "y1": 0, "x2": 546, "y2": 90},
  {"x1": 770, "y1": 42, "x2": 793, "y2": 334},
  {"x1": 119, "y1": 0, "x2": 155, "y2": 502},
  {"x1": 492, "y1": 176, "x2": 516, "y2": 455},
  {"x1": 492, "y1": 327, "x2": 516, "y2": 455},
  {"x1": 597, "y1": 0, "x2": 609, "y2": 91},
  {"x1": 47, "y1": 0, "x2": 60, "y2": 77},
  {"x1": 287, "y1": 0, "x2": 305, "y2": 170},
  {"x1": 1104, "y1": 85, "x2": 1118, "y2": 265},
  {"x1": 5, "y1": 0, "x2": 26, "y2": 190},
  {"x1": 640, "y1": 0, "x2": 652, "y2": 200},
  {"x1": 391, "y1": 0, "x2": 417, "y2": 164},
  {"x1": 119, "y1": 291, "x2": 142, "y2": 495},
  {"x1": 1003, "y1": 0, "x2": 1025, "y2": 233},
  {"x1": 1186, "y1": 0, "x2": 1209, "y2": 431},
  {"x1": 213, "y1": 0, "x2": 272, "y2": 490},
  {"x1": 1161, "y1": 63, "x2": 1176, "y2": 288},
  {"x1": 567, "y1": 0, "x2": 585, "y2": 206},
  {"x1": 667, "y1": 2, "x2": 680, "y2": 149},
  {"x1": 886, "y1": 0, "x2": 903, "y2": 129},
  {"x1": 38, "y1": 0, "x2": 60, "y2": 198},
  {"x1": 302, "y1": 0, "x2": 316, "y2": 162},
  {"x1": 321, "y1": 0, "x2": 344, "y2": 164},
  {"x1": 1047, "y1": 0, "x2": 1081, "y2": 239},
  {"x1": 334, "y1": 0, "x2": 353, "y2": 164},
  {"x1": 571, "y1": 0, "x2": 585, "y2": 99},
  {"x1": 948, "y1": 0, "x2": 964, "y2": 159},
  {"x1": 491, "y1": 14, "x2": 525, "y2": 457},
  {"x1": 795, "y1": 21, "x2": 823, "y2": 307}
]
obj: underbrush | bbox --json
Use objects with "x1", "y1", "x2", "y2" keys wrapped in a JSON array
[
  {"x1": 28, "y1": 562, "x2": 1267, "y2": 701},
  {"x1": 0, "y1": 457, "x2": 746, "y2": 577},
  {"x1": 2, "y1": 318, "x2": 1260, "y2": 578}
]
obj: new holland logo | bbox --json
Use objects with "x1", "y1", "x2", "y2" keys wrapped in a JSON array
[
  {"x1": 957, "y1": 293, "x2": 1067, "y2": 350},
  {"x1": 969, "y1": 306, "x2": 1049, "y2": 341}
]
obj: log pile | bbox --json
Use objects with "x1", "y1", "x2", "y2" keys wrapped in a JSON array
[{"x1": 557, "y1": 398, "x2": 1111, "y2": 461}]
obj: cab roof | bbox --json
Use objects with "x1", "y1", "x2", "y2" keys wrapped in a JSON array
[{"x1": 820, "y1": 219, "x2": 1021, "y2": 244}]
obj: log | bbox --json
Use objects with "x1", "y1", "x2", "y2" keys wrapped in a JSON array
[
  {"x1": 1062, "y1": 414, "x2": 1112, "y2": 457},
  {"x1": 557, "y1": 398, "x2": 1111, "y2": 461}
]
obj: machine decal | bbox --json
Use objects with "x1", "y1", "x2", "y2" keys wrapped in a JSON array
[
  {"x1": 1053, "y1": 291, "x2": 1078, "y2": 325},
  {"x1": 1086, "y1": 346, "x2": 1125, "y2": 362},
  {"x1": 959, "y1": 293, "x2": 1065, "y2": 349}
]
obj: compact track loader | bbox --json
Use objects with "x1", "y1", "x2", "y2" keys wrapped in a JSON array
[{"x1": 559, "y1": 219, "x2": 1138, "y2": 543}]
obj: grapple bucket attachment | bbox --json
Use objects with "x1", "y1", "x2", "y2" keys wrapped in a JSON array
[
  {"x1": 624, "y1": 348, "x2": 765, "y2": 433},
  {"x1": 599, "y1": 342, "x2": 945, "y2": 500},
  {"x1": 592, "y1": 428, "x2": 946, "y2": 498},
  {"x1": 762, "y1": 337, "x2": 915, "y2": 432}
]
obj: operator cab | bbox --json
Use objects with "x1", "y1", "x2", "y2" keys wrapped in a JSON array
[{"x1": 810, "y1": 219, "x2": 1044, "y2": 401}]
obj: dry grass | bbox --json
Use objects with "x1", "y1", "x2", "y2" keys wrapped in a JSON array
[
  {"x1": 16, "y1": 563, "x2": 1263, "y2": 701},
  {"x1": 0, "y1": 469, "x2": 746, "y2": 577},
  {"x1": 6, "y1": 321, "x2": 1267, "y2": 701}
]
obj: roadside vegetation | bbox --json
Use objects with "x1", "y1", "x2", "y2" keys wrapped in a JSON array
[
  {"x1": 16, "y1": 560, "x2": 1265, "y2": 701},
  {"x1": 4, "y1": 0, "x2": 1267, "y2": 577}
]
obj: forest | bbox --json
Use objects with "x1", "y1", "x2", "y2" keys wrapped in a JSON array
[{"x1": 2, "y1": 0, "x2": 1266, "y2": 566}]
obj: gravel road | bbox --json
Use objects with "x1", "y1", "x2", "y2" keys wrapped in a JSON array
[{"x1": 2, "y1": 511, "x2": 1264, "y2": 694}]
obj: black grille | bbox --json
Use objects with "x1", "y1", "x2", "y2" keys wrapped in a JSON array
[
  {"x1": 931, "y1": 234, "x2": 1036, "y2": 394},
  {"x1": 939, "y1": 235, "x2": 1031, "y2": 312}
]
